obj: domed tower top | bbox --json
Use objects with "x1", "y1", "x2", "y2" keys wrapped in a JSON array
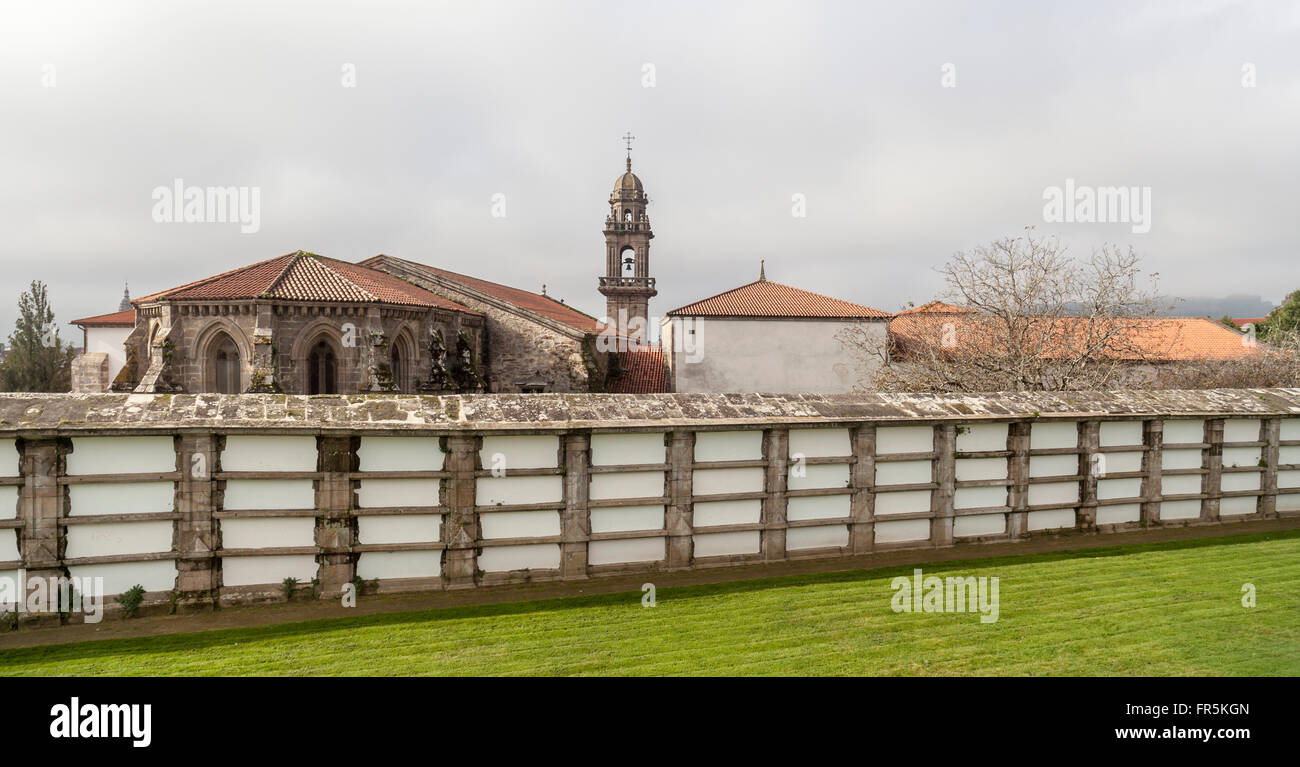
[{"x1": 614, "y1": 156, "x2": 644, "y2": 195}]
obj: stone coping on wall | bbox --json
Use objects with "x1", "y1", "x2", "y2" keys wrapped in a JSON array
[{"x1": 1, "y1": 388, "x2": 1299, "y2": 435}]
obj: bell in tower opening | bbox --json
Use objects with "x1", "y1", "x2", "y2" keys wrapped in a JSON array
[{"x1": 598, "y1": 132, "x2": 657, "y2": 346}]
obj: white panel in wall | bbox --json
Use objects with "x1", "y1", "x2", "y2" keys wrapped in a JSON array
[
  {"x1": 1162, "y1": 420, "x2": 1205, "y2": 445},
  {"x1": 479, "y1": 435, "x2": 559, "y2": 470},
  {"x1": 590, "y1": 505, "x2": 664, "y2": 534},
  {"x1": 1223, "y1": 419, "x2": 1261, "y2": 443},
  {"x1": 954, "y1": 486, "x2": 1007, "y2": 510},
  {"x1": 787, "y1": 525, "x2": 848, "y2": 550},
  {"x1": 874, "y1": 518, "x2": 930, "y2": 543},
  {"x1": 1221, "y1": 472, "x2": 1261, "y2": 492},
  {"x1": 1096, "y1": 504, "x2": 1141, "y2": 525},
  {"x1": 0, "y1": 571, "x2": 18, "y2": 607},
  {"x1": 1162, "y1": 448, "x2": 1203, "y2": 471},
  {"x1": 693, "y1": 499, "x2": 761, "y2": 527},
  {"x1": 692, "y1": 467, "x2": 764, "y2": 496},
  {"x1": 357, "y1": 437, "x2": 444, "y2": 471},
  {"x1": 1220, "y1": 496, "x2": 1258, "y2": 516},
  {"x1": 357, "y1": 515, "x2": 441, "y2": 544},
  {"x1": 223, "y1": 479, "x2": 315, "y2": 510},
  {"x1": 0, "y1": 439, "x2": 18, "y2": 476},
  {"x1": 590, "y1": 471, "x2": 664, "y2": 500},
  {"x1": 1030, "y1": 422, "x2": 1077, "y2": 450},
  {"x1": 1098, "y1": 478, "x2": 1142, "y2": 500},
  {"x1": 589, "y1": 538, "x2": 665, "y2": 565},
  {"x1": 221, "y1": 435, "x2": 317, "y2": 472},
  {"x1": 1028, "y1": 508, "x2": 1076, "y2": 531},
  {"x1": 221, "y1": 517, "x2": 316, "y2": 550},
  {"x1": 954, "y1": 513, "x2": 1005, "y2": 537},
  {"x1": 1276, "y1": 491, "x2": 1300, "y2": 511},
  {"x1": 1281, "y1": 419, "x2": 1300, "y2": 441},
  {"x1": 788, "y1": 428, "x2": 851, "y2": 458},
  {"x1": 955, "y1": 458, "x2": 1007, "y2": 482},
  {"x1": 874, "y1": 490, "x2": 931, "y2": 516},
  {"x1": 478, "y1": 543, "x2": 561, "y2": 572},
  {"x1": 65, "y1": 521, "x2": 173, "y2": 559},
  {"x1": 875, "y1": 460, "x2": 931, "y2": 486},
  {"x1": 693, "y1": 531, "x2": 760, "y2": 557},
  {"x1": 356, "y1": 551, "x2": 441, "y2": 580},
  {"x1": 69, "y1": 561, "x2": 176, "y2": 595},
  {"x1": 1159, "y1": 500, "x2": 1201, "y2": 520},
  {"x1": 1278, "y1": 470, "x2": 1300, "y2": 489},
  {"x1": 0, "y1": 529, "x2": 18, "y2": 562},
  {"x1": 476, "y1": 475, "x2": 562, "y2": 506},
  {"x1": 66, "y1": 436, "x2": 175, "y2": 475},
  {"x1": 479, "y1": 510, "x2": 560, "y2": 539},
  {"x1": 1103, "y1": 451, "x2": 1143, "y2": 474},
  {"x1": 1099, "y1": 421, "x2": 1143, "y2": 447},
  {"x1": 355, "y1": 478, "x2": 440, "y2": 509},
  {"x1": 591, "y1": 432, "x2": 665, "y2": 466},
  {"x1": 787, "y1": 494, "x2": 850, "y2": 521},
  {"x1": 1280, "y1": 446, "x2": 1300, "y2": 465},
  {"x1": 956, "y1": 423, "x2": 1008, "y2": 452},
  {"x1": 693, "y1": 430, "x2": 763, "y2": 462},
  {"x1": 1028, "y1": 481, "x2": 1079, "y2": 506},
  {"x1": 1029, "y1": 454, "x2": 1077, "y2": 478},
  {"x1": 788, "y1": 463, "x2": 849, "y2": 490},
  {"x1": 0, "y1": 486, "x2": 15, "y2": 520},
  {"x1": 876, "y1": 425, "x2": 933, "y2": 455},
  {"x1": 68, "y1": 482, "x2": 174, "y2": 516},
  {"x1": 1222, "y1": 447, "x2": 1261, "y2": 468},
  {"x1": 1160, "y1": 475, "x2": 1201, "y2": 496},
  {"x1": 221, "y1": 554, "x2": 316, "y2": 587}
]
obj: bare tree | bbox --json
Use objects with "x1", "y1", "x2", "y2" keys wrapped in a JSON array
[{"x1": 841, "y1": 229, "x2": 1172, "y2": 392}]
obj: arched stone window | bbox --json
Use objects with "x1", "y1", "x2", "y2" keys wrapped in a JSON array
[
  {"x1": 391, "y1": 344, "x2": 406, "y2": 392},
  {"x1": 307, "y1": 339, "x2": 338, "y2": 395},
  {"x1": 211, "y1": 333, "x2": 241, "y2": 394},
  {"x1": 621, "y1": 247, "x2": 636, "y2": 275}
]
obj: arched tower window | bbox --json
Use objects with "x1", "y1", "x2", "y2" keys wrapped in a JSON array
[
  {"x1": 621, "y1": 246, "x2": 636, "y2": 275},
  {"x1": 211, "y1": 333, "x2": 241, "y2": 394},
  {"x1": 624, "y1": 209, "x2": 632, "y2": 222},
  {"x1": 307, "y1": 339, "x2": 338, "y2": 395}
]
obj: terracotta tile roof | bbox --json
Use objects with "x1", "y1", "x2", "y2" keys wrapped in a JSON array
[
  {"x1": 360, "y1": 255, "x2": 604, "y2": 334},
  {"x1": 609, "y1": 346, "x2": 670, "y2": 393},
  {"x1": 70, "y1": 309, "x2": 136, "y2": 327},
  {"x1": 133, "y1": 252, "x2": 478, "y2": 313},
  {"x1": 1232, "y1": 317, "x2": 1268, "y2": 328},
  {"x1": 894, "y1": 301, "x2": 971, "y2": 316},
  {"x1": 666, "y1": 279, "x2": 889, "y2": 319},
  {"x1": 890, "y1": 313, "x2": 1262, "y2": 362}
]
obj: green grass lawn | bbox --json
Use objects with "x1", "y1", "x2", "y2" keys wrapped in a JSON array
[{"x1": 3, "y1": 531, "x2": 1298, "y2": 676}]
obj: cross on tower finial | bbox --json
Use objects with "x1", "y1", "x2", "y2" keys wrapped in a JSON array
[{"x1": 622, "y1": 131, "x2": 635, "y2": 170}]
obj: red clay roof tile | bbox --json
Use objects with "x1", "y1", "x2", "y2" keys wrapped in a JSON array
[{"x1": 666, "y1": 279, "x2": 889, "y2": 319}]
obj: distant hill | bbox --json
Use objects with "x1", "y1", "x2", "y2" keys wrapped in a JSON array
[{"x1": 1158, "y1": 295, "x2": 1276, "y2": 319}]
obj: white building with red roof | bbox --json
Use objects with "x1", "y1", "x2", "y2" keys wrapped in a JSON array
[{"x1": 662, "y1": 264, "x2": 890, "y2": 393}]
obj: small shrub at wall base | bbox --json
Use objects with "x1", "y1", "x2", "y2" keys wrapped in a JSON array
[
  {"x1": 282, "y1": 577, "x2": 298, "y2": 601},
  {"x1": 2, "y1": 610, "x2": 17, "y2": 632},
  {"x1": 167, "y1": 590, "x2": 179, "y2": 615},
  {"x1": 117, "y1": 585, "x2": 146, "y2": 619}
]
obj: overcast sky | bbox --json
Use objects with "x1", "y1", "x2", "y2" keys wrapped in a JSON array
[{"x1": 1, "y1": 0, "x2": 1297, "y2": 343}]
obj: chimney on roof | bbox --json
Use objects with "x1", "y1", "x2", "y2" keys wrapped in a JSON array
[
  {"x1": 119, "y1": 283, "x2": 131, "y2": 311},
  {"x1": 759, "y1": 260, "x2": 766, "y2": 282}
]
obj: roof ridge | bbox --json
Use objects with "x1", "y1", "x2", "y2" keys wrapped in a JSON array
[
  {"x1": 262, "y1": 252, "x2": 306, "y2": 298},
  {"x1": 306, "y1": 254, "x2": 380, "y2": 302}
]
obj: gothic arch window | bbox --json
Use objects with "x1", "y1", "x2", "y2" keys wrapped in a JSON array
[
  {"x1": 391, "y1": 344, "x2": 406, "y2": 392},
  {"x1": 210, "y1": 333, "x2": 241, "y2": 394},
  {"x1": 307, "y1": 339, "x2": 338, "y2": 395}
]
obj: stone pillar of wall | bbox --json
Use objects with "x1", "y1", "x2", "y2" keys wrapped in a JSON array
[
  {"x1": 1140, "y1": 420, "x2": 1164, "y2": 526},
  {"x1": 1202, "y1": 419, "x2": 1224, "y2": 523},
  {"x1": 70, "y1": 353, "x2": 111, "y2": 393},
  {"x1": 175, "y1": 434, "x2": 220, "y2": 605},
  {"x1": 849, "y1": 425, "x2": 876, "y2": 553},
  {"x1": 1260, "y1": 418, "x2": 1280, "y2": 517},
  {"x1": 1078, "y1": 421, "x2": 1099, "y2": 529},
  {"x1": 761, "y1": 428, "x2": 789, "y2": 562},
  {"x1": 560, "y1": 433, "x2": 590, "y2": 580},
  {"x1": 315, "y1": 436, "x2": 358, "y2": 595},
  {"x1": 442, "y1": 435, "x2": 480, "y2": 589},
  {"x1": 17, "y1": 439, "x2": 66, "y2": 625},
  {"x1": 931, "y1": 424, "x2": 956, "y2": 546},
  {"x1": 1007, "y1": 421, "x2": 1031, "y2": 538},
  {"x1": 665, "y1": 431, "x2": 694, "y2": 570}
]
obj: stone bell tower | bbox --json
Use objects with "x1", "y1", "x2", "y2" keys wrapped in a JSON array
[{"x1": 598, "y1": 133, "x2": 657, "y2": 344}]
